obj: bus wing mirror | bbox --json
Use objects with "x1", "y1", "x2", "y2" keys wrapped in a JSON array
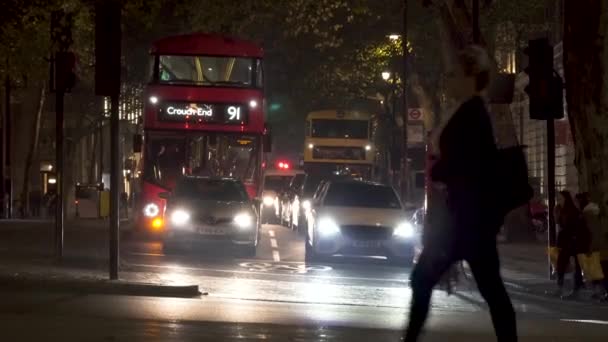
[
  {"x1": 158, "y1": 192, "x2": 171, "y2": 200},
  {"x1": 133, "y1": 134, "x2": 143, "y2": 153}
]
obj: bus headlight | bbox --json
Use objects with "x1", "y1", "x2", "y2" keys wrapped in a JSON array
[
  {"x1": 263, "y1": 196, "x2": 275, "y2": 207},
  {"x1": 143, "y1": 203, "x2": 160, "y2": 217},
  {"x1": 394, "y1": 221, "x2": 415, "y2": 238},
  {"x1": 170, "y1": 209, "x2": 190, "y2": 226},
  {"x1": 234, "y1": 212, "x2": 253, "y2": 229},
  {"x1": 318, "y1": 217, "x2": 340, "y2": 236}
]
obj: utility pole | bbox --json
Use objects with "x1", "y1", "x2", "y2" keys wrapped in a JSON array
[
  {"x1": 400, "y1": 0, "x2": 409, "y2": 202},
  {"x1": 524, "y1": 38, "x2": 563, "y2": 278},
  {"x1": 1, "y1": 59, "x2": 9, "y2": 219},
  {"x1": 95, "y1": 0, "x2": 121, "y2": 280},
  {"x1": 51, "y1": 11, "x2": 75, "y2": 258}
]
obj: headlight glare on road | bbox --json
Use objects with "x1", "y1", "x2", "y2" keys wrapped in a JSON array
[
  {"x1": 234, "y1": 212, "x2": 253, "y2": 229},
  {"x1": 143, "y1": 203, "x2": 160, "y2": 217},
  {"x1": 318, "y1": 217, "x2": 340, "y2": 236},
  {"x1": 170, "y1": 209, "x2": 190, "y2": 226},
  {"x1": 302, "y1": 200, "x2": 311, "y2": 210},
  {"x1": 394, "y1": 221, "x2": 415, "y2": 238},
  {"x1": 263, "y1": 196, "x2": 275, "y2": 207}
]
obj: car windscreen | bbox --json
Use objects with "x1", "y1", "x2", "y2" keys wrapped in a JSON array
[
  {"x1": 264, "y1": 175, "x2": 293, "y2": 192},
  {"x1": 302, "y1": 177, "x2": 323, "y2": 197},
  {"x1": 323, "y1": 183, "x2": 401, "y2": 209},
  {"x1": 173, "y1": 179, "x2": 249, "y2": 202}
]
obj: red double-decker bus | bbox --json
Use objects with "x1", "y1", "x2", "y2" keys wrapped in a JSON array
[{"x1": 135, "y1": 33, "x2": 268, "y2": 233}]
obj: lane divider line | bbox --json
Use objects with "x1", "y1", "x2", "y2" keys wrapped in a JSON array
[
  {"x1": 270, "y1": 238, "x2": 278, "y2": 248},
  {"x1": 561, "y1": 319, "x2": 608, "y2": 325},
  {"x1": 268, "y1": 230, "x2": 275, "y2": 238},
  {"x1": 272, "y1": 250, "x2": 281, "y2": 262}
]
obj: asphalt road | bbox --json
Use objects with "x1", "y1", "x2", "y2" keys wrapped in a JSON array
[{"x1": 1, "y1": 220, "x2": 608, "y2": 340}]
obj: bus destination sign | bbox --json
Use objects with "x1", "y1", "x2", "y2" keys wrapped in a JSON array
[{"x1": 158, "y1": 102, "x2": 248, "y2": 124}]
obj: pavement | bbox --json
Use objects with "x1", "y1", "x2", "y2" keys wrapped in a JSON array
[{"x1": 1, "y1": 218, "x2": 607, "y2": 341}]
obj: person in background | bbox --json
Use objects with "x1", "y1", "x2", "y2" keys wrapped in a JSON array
[
  {"x1": 555, "y1": 190, "x2": 587, "y2": 298},
  {"x1": 576, "y1": 192, "x2": 608, "y2": 301}
]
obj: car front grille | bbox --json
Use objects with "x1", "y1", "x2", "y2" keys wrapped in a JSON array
[
  {"x1": 195, "y1": 215, "x2": 233, "y2": 226},
  {"x1": 340, "y1": 225, "x2": 394, "y2": 241}
]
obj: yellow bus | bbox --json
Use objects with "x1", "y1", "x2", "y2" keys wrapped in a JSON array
[{"x1": 303, "y1": 109, "x2": 374, "y2": 179}]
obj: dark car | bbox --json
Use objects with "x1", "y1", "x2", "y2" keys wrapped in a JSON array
[{"x1": 161, "y1": 176, "x2": 260, "y2": 257}]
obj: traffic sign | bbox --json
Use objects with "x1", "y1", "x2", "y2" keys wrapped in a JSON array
[{"x1": 408, "y1": 108, "x2": 423, "y2": 121}]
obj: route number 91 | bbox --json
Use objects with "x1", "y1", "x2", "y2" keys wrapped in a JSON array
[{"x1": 227, "y1": 106, "x2": 241, "y2": 121}]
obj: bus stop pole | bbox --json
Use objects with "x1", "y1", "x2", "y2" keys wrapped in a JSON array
[{"x1": 109, "y1": 94, "x2": 120, "y2": 280}]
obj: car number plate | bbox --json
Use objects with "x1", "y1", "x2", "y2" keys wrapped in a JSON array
[
  {"x1": 352, "y1": 241, "x2": 382, "y2": 248},
  {"x1": 198, "y1": 227, "x2": 226, "y2": 235}
]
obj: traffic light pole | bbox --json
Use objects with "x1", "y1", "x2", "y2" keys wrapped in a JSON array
[
  {"x1": 109, "y1": 94, "x2": 119, "y2": 280},
  {"x1": 547, "y1": 117, "x2": 556, "y2": 278},
  {"x1": 55, "y1": 81, "x2": 65, "y2": 258},
  {"x1": 401, "y1": 0, "x2": 409, "y2": 202}
]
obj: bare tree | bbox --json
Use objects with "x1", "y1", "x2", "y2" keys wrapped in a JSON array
[{"x1": 563, "y1": 2, "x2": 608, "y2": 218}]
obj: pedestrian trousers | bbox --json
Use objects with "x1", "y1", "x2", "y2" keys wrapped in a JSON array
[
  {"x1": 403, "y1": 242, "x2": 517, "y2": 342},
  {"x1": 556, "y1": 248, "x2": 583, "y2": 289}
]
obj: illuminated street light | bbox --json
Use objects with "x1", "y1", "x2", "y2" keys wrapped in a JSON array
[
  {"x1": 388, "y1": 34, "x2": 401, "y2": 41},
  {"x1": 382, "y1": 71, "x2": 391, "y2": 81}
]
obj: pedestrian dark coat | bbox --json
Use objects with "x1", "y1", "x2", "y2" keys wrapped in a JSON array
[
  {"x1": 556, "y1": 203, "x2": 589, "y2": 254},
  {"x1": 430, "y1": 96, "x2": 500, "y2": 249}
]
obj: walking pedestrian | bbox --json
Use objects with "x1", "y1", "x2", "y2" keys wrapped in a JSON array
[
  {"x1": 576, "y1": 192, "x2": 607, "y2": 300},
  {"x1": 403, "y1": 45, "x2": 517, "y2": 342},
  {"x1": 554, "y1": 190, "x2": 587, "y2": 298}
]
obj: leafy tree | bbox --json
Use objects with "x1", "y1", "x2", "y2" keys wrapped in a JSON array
[{"x1": 563, "y1": 1, "x2": 608, "y2": 234}]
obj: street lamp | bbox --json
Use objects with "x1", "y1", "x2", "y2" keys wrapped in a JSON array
[
  {"x1": 388, "y1": 34, "x2": 401, "y2": 41},
  {"x1": 381, "y1": 71, "x2": 391, "y2": 81}
]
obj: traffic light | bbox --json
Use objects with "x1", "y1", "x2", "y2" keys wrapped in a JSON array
[
  {"x1": 524, "y1": 38, "x2": 564, "y2": 120},
  {"x1": 55, "y1": 51, "x2": 77, "y2": 92}
]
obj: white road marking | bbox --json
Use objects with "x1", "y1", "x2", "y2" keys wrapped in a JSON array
[
  {"x1": 561, "y1": 319, "x2": 608, "y2": 325},
  {"x1": 268, "y1": 230, "x2": 275, "y2": 238},
  {"x1": 127, "y1": 263, "x2": 409, "y2": 283},
  {"x1": 270, "y1": 238, "x2": 278, "y2": 248},
  {"x1": 272, "y1": 250, "x2": 281, "y2": 262}
]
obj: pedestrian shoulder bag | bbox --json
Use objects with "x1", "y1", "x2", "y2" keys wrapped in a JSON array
[{"x1": 494, "y1": 145, "x2": 533, "y2": 218}]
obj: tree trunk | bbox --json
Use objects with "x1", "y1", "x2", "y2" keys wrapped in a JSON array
[
  {"x1": 20, "y1": 83, "x2": 46, "y2": 217},
  {"x1": 563, "y1": 2, "x2": 608, "y2": 229}
]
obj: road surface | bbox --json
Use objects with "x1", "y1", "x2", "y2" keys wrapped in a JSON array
[{"x1": 1, "y1": 220, "x2": 607, "y2": 341}]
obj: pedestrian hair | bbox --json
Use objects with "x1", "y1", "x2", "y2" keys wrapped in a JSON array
[
  {"x1": 559, "y1": 190, "x2": 578, "y2": 214},
  {"x1": 457, "y1": 45, "x2": 491, "y2": 92}
]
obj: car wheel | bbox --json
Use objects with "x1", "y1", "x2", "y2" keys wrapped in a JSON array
[
  {"x1": 237, "y1": 245, "x2": 257, "y2": 258},
  {"x1": 305, "y1": 233, "x2": 322, "y2": 262}
]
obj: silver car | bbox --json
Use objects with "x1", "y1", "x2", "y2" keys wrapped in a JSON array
[{"x1": 161, "y1": 177, "x2": 260, "y2": 257}]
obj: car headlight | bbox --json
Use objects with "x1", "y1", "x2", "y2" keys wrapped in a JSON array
[
  {"x1": 394, "y1": 221, "x2": 415, "y2": 238},
  {"x1": 318, "y1": 217, "x2": 340, "y2": 236},
  {"x1": 143, "y1": 203, "x2": 160, "y2": 217},
  {"x1": 263, "y1": 196, "x2": 275, "y2": 207},
  {"x1": 170, "y1": 209, "x2": 190, "y2": 226},
  {"x1": 302, "y1": 200, "x2": 311, "y2": 210},
  {"x1": 234, "y1": 212, "x2": 253, "y2": 229}
]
